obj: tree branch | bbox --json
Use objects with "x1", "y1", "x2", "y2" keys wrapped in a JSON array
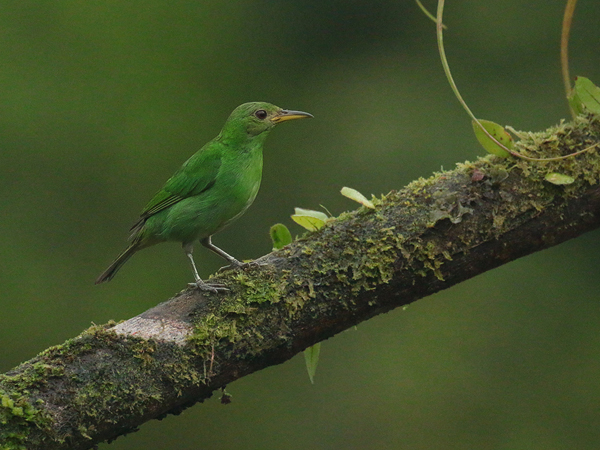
[{"x1": 2, "y1": 116, "x2": 600, "y2": 449}]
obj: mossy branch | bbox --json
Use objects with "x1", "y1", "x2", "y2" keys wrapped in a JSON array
[{"x1": 3, "y1": 115, "x2": 600, "y2": 449}]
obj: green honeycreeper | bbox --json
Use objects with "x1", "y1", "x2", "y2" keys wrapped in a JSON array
[{"x1": 96, "y1": 102, "x2": 312, "y2": 291}]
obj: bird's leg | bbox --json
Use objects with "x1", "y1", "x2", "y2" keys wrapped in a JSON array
[
  {"x1": 201, "y1": 236, "x2": 245, "y2": 269},
  {"x1": 183, "y1": 243, "x2": 228, "y2": 292},
  {"x1": 201, "y1": 237, "x2": 270, "y2": 271}
]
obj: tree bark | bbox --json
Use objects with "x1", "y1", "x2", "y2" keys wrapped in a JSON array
[{"x1": 1, "y1": 116, "x2": 600, "y2": 449}]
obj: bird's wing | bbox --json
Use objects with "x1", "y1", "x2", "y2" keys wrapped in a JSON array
[{"x1": 130, "y1": 145, "x2": 223, "y2": 230}]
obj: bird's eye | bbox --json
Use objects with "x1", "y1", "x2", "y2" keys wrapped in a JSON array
[{"x1": 254, "y1": 109, "x2": 268, "y2": 120}]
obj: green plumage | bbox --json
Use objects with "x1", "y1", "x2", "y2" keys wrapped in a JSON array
[{"x1": 96, "y1": 102, "x2": 312, "y2": 291}]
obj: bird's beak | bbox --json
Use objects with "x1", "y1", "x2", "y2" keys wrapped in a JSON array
[{"x1": 271, "y1": 109, "x2": 314, "y2": 123}]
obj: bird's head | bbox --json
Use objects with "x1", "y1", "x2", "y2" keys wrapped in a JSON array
[{"x1": 222, "y1": 102, "x2": 313, "y2": 139}]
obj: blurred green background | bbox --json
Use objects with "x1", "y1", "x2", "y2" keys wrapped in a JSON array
[{"x1": 2, "y1": 0, "x2": 600, "y2": 448}]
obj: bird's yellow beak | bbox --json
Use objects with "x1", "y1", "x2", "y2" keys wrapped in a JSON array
[{"x1": 271, "y1": 109, "x2": 314, "y2": 123}]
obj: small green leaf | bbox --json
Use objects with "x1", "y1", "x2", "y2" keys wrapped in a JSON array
[
  {"x1": 568, "y1": 77, "x2": 600, "y2": 115},
  {"x1": 270, "y1": 223, "x2": 292, "y2": 250},
  {"x1": 472, "y1": 119, "x2": 513, "y2": 158},
  {"x1": 304, "y1": 343, "x2": 321, "y2": 384},
  {"x1": 340, "y1": 186, "x2": 375, "y2": 209},
  {"x1": 569, "y1": 90, "x2": 583, "y2": 115},
  {"x1": 291, "y1": 208, "x2": 328, "y2": 231},
  {"x1": 545, "y1": 172, "x2": 575, "y2": 185}
]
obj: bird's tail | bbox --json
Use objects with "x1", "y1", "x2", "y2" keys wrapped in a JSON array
[{"x1": 95, "y1": 243, "x2": 139, "y2": 284}]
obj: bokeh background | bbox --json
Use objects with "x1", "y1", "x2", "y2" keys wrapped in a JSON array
[{"x1": 2, "y1": 1, "x2": 600, "y2": 448}]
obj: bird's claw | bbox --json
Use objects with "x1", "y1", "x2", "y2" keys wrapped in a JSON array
[{"x1": 188, "y1": 281, "x2": 229, "y2": 293}]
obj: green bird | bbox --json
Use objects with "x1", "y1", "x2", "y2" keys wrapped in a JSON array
[{"x1": 96, "y1": 102, "x2": 312, "y2": 291}]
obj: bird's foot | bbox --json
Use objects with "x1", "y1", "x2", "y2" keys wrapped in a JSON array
[{"x1": 188, "y1": 280, "x2": 229, "y2": 293}]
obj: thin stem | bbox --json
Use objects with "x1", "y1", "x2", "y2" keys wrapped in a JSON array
[
  {"x1": 561, "y1": 0, "x2": 578, "y2": 118},
  {"x1": 435, "y1": 0, "x2": 514, "y2": 156},
  {"x1": 435, "y1": 0, "x2": 593, "y2": 162}
]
